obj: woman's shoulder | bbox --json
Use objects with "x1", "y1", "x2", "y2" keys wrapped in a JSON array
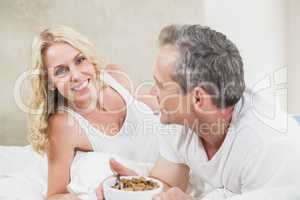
[
  {"x1": 105, "y1": 64, "x2": 133, "y2": 93},
  {"x1": 47, "y1": 111, "x2": 80, "y2": 141},
  {"x1": 48, "y1": 111, "x2": 70, "y2": 126},
  {"x1": 47, "y1": 110, "x2": 93, "y2": 152}
]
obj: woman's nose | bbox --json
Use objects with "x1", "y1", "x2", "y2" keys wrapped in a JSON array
[{"x1": 69, "y1": 67, "x2": 83, "y2": 82}]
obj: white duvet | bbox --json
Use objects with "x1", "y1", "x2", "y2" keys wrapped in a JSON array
[
  {"x1": 0, "y1": 146, "x2": 46, "y2": 199},
  {"x1": 0, "y1": 146, "x2": 153, "y2": 200},
  {"x1": 1, "y1": 116, "x2": 298, "y2": 200}
]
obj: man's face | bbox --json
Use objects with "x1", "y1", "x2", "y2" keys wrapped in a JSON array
[{"x1": 153, "y1": 45, "x2": 191, "y2": 125}]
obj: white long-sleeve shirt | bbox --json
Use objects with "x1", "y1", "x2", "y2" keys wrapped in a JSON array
[{"x1": 158, "y1": 89, "x2": 300, "y2": 199}]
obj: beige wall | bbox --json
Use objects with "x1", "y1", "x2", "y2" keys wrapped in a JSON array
[
  {"x1": 0, "y1": 0, "x2": 203, "y2": 145},
  {"x1": 288, "y1": 0, "x2": 300, "y2": 114},
  {"x1": 203, "y1": 0, "x2": 289, "y2": 115},
  {"x1": 1, "y1": 0, "x2": 299, "y2": 146},
  {"x1": 203, "y1": 0, "x2": 288, "y2": 83},
  {"x1": 202, "y1": 0, "x2": 300, "y2": 114}
]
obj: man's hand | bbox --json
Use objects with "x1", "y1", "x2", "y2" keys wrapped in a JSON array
[
  {"x1": 153, "y1": 187, "x2": 194, "y2": 200},
  {"x1": 47, "y1": 193, "x2": 81, "y2": 200},
  {"x1": 96, "y1": 159, "x2": 138, "y2": 200}
]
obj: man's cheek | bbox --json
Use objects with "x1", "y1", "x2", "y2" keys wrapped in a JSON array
[{"x1": 162, "y1": 98, "x2": 180, "y2": 115}]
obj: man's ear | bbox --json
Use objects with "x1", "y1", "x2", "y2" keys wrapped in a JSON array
[{"x1": 192, "y1": 86, "x2": 206, "y2": 113}]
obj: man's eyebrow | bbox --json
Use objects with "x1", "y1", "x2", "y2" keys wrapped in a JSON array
[
  {"x1": 154, "y1": 76, "x2": 166, "y2": 89},
  {"x1": 153, "y1": 75, "x2": 162, "y2": 85}
]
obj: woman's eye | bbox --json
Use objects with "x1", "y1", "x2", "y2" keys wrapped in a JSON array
[
  {"x1": 75, "y1": 56, "x2": 86, "y2": 65},
  {"x1": 54, "y1": 67, "x2": 69, "y2": 76}
]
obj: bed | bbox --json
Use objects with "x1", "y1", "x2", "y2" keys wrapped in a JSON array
[
  {"x1": 0, "y1": 146, "x2": 153, "y2": 200},
  {"x1": 0, "y1": 115, "x2": 299, "y2": 200}
]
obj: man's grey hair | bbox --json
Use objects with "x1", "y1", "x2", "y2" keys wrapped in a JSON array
[{"x1": 159, "y1": 24, "x2": 245, "y2": 108}]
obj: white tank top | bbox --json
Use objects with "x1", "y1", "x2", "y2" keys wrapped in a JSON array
[{"x1": 61, "y1": 71, "x2": 160, "y2": 163}]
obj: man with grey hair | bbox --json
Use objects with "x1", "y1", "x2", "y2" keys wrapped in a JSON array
[{"x1": 97, "y1": 24, "x2": 300, "y2": 200}]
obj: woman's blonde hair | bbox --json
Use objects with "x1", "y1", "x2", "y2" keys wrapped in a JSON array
[{"x1": 28, "y1": 25, "x2": 105, "y2": 154}]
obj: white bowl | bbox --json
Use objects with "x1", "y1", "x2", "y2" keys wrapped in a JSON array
[{"x1": 103, "y1": 176, "x2": 163, "y2": 200}]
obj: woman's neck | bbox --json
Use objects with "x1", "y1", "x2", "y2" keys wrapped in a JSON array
[{"x1": 71, "y1": 96, "x2": 104, "y2": 114}]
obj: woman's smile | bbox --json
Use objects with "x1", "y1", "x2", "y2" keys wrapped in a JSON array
[{"x1": 71, "y1": 79, "x2": 90, "y2": 92}]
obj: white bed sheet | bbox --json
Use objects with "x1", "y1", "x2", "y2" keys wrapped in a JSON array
[
  {"x1": 0, "y1": 146, "x2": 154, "y2": 200},
  {"x1": 0, "y1": 145, "x2": 47, "y2": 199},
  {"x1": 0, "y1": 116, "x2": 298, "y2": 199},
  {"x1": 0, "y1": 145, "x2": 45, "y2": 176}
]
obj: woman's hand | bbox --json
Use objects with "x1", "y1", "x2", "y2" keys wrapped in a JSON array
[{"x1": 96, "y1": 159, "x2": 138, "y2": 200}]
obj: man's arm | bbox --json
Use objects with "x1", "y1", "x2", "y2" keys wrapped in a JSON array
[
  {"x1": 202, "y1": 138, "x2": 300, "y2": 200},
  {"x1": 149, "y1": 158, "x2": 190, "y2": 191},
  {"x1": 96, "y1": 158, "x2": 190, "y2": 200}
]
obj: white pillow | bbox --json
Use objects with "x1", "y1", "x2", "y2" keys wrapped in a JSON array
[{"x1": 67, "y1": 151, "x2": 153, "y2": 200}]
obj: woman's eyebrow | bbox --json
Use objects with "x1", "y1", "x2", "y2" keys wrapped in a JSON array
[
  {"x1": 53, "y1": 64, "x2": 66, "y2": 69},
  {"x1": 51, "y1": 53, "x2": 81, "y2": 69},
  {"x1": 73, "y1": 52, "x2": 82, "y2": 60}
]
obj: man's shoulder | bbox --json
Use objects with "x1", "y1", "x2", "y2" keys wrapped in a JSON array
[
  {"x1": 157, "y1": 124, "x2": 200, "y2": 164},
  {"x1": 233, "y1": 90, "x2": 289, "y2": 142},
  {"x1": 157, "y1": 124, "x2": 193, "y2": 144},
  {"x1": 233, "y1": 89, "x2": 298, "y2": 149}
]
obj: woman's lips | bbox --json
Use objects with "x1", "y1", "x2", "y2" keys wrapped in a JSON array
[{"x1": 71, "y1": 79, "x2": 89, "y2": 92}]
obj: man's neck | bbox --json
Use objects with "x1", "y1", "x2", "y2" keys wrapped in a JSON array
[{"x1": 195, "y1": 107, "x2": 234, "y2": 160}]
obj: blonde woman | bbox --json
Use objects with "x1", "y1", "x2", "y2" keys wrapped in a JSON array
[{"x1": 28, "y1": 26, "x2": 160, "y2": 199}]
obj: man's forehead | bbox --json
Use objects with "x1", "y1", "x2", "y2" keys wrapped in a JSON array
[
  {"x1": 157, "y1": 45, "x2": 179, "y2": 65},
  {"x1": 154, "y1": 45, "x2": 179, "y2": 81}
]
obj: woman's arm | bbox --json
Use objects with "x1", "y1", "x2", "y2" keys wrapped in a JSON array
[
  {"x1": 95, "y1": 159, "x2": 190, "y2": 200},
  {"x1": 46, "y1": 113, "x2": 81, "y2": 199}
]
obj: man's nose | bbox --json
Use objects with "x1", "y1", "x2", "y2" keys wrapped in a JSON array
[
  {"x1": 150, "y1": 86, "x2": 160, "y2": 102},
  {"x1": 150, "y1": 86, "x2": 159, "y2": 96}
]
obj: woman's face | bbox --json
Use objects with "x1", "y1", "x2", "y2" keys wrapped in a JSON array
[{"x1": 44, "y1": 42, "x2": 98, "y2": 108}]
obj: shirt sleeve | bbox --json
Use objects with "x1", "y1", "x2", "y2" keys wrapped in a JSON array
[
  {"x1": 240, "y1": 138, "x2": 300, "y2": 192},
  {"x1": 200, "y1": 138, "x2": 300, "y2": 200},
  {"x1": 156, "y1": 124, "x2": 186, "y2": 164},
  {"x1": 220, "y1": 139, "x2": 300, "y2": 200},
  {"x1": 201, "y1": 188, "x2": 236, "y2": 200}
]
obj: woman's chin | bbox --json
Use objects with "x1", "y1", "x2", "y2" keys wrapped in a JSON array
[
  {"x1": 71, "y1": 93, "x2": 96, "y2": 110},
  {"x1": 73, "y1": 86, "x2": 95, "y2": 101}
]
